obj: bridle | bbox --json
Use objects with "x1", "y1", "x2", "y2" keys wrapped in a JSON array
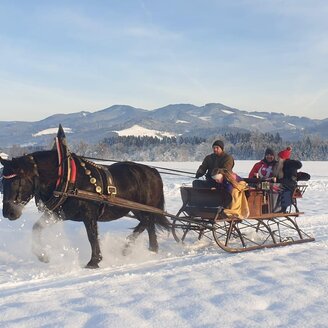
[{"x1": 2, "y1": 155, "x2": 39, "y2": 206}]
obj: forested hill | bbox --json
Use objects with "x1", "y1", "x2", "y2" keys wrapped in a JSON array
[
  {"x1": 1, "y1": 103, "x2": 328, "y2": 148},
  {"x1": 4, "y1": 132, "x2": 328, "y2": 161}
]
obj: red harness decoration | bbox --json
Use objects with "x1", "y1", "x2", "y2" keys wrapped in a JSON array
[
  {"x1": 43, "y1": 124, "x2": 77, "y2": 212},
  {"x1": 55, "y1": 136, "x2": 77, "y2": 187},
  {"x1": 70, "y1": 157, "x2": 77, "y2": 184},
  {"x1": 55, "y1": 137, "x2": 63, "y2": 188}
]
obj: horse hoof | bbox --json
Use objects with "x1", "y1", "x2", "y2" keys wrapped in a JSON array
[
  {"x1": 149, "y1": 247, "x2": 158, "y2": 254},
  {"x1": 37, "y1": 254, "x2": 49, "y2": 263},
  {"x1": 85, "y1": 262, "x2": 99, "y2": 269},
  {"x1": 122, "y1": 246, "x2": 132, "y2": 256}
]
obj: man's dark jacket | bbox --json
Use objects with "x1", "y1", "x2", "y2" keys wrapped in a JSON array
[{"x1": 195, "y1": 152, "x2": 235, "y2": 180}]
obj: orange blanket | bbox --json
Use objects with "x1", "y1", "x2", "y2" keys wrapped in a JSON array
[{"x1": 224, "y1": 181, "x2": 250, "y2": 219}]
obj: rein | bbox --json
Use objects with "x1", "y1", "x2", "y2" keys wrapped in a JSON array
[{"x1": 81, "y1": 156, "x2": 195, "y2": 177}]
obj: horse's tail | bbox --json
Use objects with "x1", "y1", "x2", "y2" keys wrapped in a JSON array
[{"x1": 153, "y1": 191, "x2": 170, "y2": 231}]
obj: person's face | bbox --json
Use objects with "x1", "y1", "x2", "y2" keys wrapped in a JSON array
[
  {"x1": 213, "y1": 173, "x2": 224, "y2": 183},
  {"x1": 213, "y1": 146, "x2": 223, "y2": 155},
  {"x1": 265, "y1": 153, "x2": 275, "y2": 163}
]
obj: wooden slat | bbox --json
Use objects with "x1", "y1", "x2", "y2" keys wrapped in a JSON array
[
  {"x1": 53, "y1": 189, "x2": 178, "y2": 219},
  {"x1": 214, "y1": 211, "x2": 304, "y2": 222},
  {"x1": 247, "y1": 212, "x2": 304, "y2": 220}
]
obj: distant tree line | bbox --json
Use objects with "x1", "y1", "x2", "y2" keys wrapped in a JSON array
[
  {"x1": 103, "y1": 136, "x2": 206, "y2": 147},
  {"x1": 2, "y1": 132, "x2": 328, "y2": 161}
]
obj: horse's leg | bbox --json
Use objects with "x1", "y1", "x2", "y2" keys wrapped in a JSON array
[
  {"x1": 83, "y1": 219, "x2": 102, "y2": 269},
  {"x1": 125, "y1": 213, "x2": 159, "y2": 254},
  {"x1": 32, "y1": 212, "x2": 58, "y2": 263},
  {"x1": 146, "y1": 219, "x2": 158, "y2": 253},
  {"x1": 122, "y1": 221, "x2": 146, "y2": 256}
]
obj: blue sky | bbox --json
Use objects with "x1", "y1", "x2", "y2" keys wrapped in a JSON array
[{"x1": 0, "y1": 0, "x2": 327, "y2": 121}]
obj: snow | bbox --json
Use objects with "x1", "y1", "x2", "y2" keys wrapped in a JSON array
[
  {"x1": 0, "y1": 152, "x2": 9, "y2": 159},
  {"x1": 20, "y1": 142, "x2": 37, "y2": 147},
  {"x1": 176, "y1": 120, "x2": 189, "y2": 124},
  {"x1": 288, "y1": 123, "x2": 297, "y2": 129},
  {"x1": 114, "y1": 124, "x2": 175, "y2": 139},
  {"x1": 198, "y1": 116, "x2": 211, "y2": 121},
  {"x1": 221, "y1": 109, "x2": 234, "y2": 115},
  {"x1": 1, "y1": 161, "x2": 328, "y2": 327},
  {"x1": 32, "y1": 127, "x2": 73, "y2": 137},
  {"x1": 244, "y1": 114, "x2": 266, "y2": 120}
]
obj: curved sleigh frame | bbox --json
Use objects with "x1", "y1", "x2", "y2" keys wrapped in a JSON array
[{"x1": 171, "y1": 185, "x2": 315, "y2": 253}]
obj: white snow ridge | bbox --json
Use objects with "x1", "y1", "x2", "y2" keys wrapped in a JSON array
[
  {"x1": 32, "y1": 127, "x2": 73, "y2": 137},
  {"x1": 221, "y1": 109, "x2": 234, "y2": 115},
  {"x1": 288, "y1": 122, "x2": 297, "y2": 129},
  {"x1": 198, "y1": 116, "x2": 210, "y2": 121},
  {"x1": 244, "y1": 113, "x2": 265, "y2": 120},
  {"x1": 114, "y1": 124, "x2": 175, "y2": 139}
]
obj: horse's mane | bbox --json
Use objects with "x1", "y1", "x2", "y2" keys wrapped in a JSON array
[
  {"x1": 6, "y1": 154, "x2": 37, "y2": 176},
  {"x1": 29, "y1": 149, "x2": 58, "y2": 181}
]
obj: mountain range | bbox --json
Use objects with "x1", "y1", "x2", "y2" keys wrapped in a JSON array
[{"x1": 1, "y1": 103, "x2": 327, "y2": 147}]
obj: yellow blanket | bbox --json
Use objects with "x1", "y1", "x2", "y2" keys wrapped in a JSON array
[{"x1": 224, "y1": 181, "x2": 250, "y2": 219}]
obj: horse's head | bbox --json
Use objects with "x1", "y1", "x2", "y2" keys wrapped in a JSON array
[{"x1": 1, "y1": 155, "x2": 39, "y2": 220}]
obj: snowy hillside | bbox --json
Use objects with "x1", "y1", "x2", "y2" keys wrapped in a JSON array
[
  {"x1": 114, "y1": 124, "x2": 176, "y2": 139},
  {"x1": 1, "y1": 103, "x2": 327, "y2": 147},
  {"x1": 0, "y1": 161, "x2": 328, "y2": 327},
  {"x1": 32, "y1": 127, "x2": 73, "y2": 137}
]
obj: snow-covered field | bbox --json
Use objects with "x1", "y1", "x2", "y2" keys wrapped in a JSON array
[{"x1": 0, "y1": 161, "x2": 327, "y2": 328}]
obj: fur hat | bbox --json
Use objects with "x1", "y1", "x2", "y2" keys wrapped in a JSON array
[
  {"x1": 265, "y1": 148, "x2": 275, "y2": 156},
  {"x1": 278, "y1": 146, "x2": 292, "y2": 160},
  {"x1": 212, "y1": 140, "x2": 224, "y2": 150},
  {"x1": 283, "y1": 159, "x2": 302, "y2": 180}
]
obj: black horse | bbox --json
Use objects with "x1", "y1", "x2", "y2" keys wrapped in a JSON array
[{"x1": 0, "y1": 150, "x2": 169, "y2": 268}]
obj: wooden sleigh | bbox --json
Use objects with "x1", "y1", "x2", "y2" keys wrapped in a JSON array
[
  {"x1": 171, "y1": 184, "x2": 314, "y2": 253},
  {"x1": 56, "y1": 180, "x2": 314, "y2": 253}
]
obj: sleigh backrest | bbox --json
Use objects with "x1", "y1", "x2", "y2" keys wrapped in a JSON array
[{"x1": 180, "y1": 187, "x2": 232, "y2": 218}]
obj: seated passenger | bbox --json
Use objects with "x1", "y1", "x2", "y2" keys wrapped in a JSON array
[
  {"x1": 279, "y1": 159, "x2": 302, "y2": 212},
  {"x1": 273, "y1": 146, "x2": 310, "y2": 185},
  {"x1": 193, "y1": 140, "x2": 234, "y2": 188},
  {"x1": 211, "y1": 168, "x2": 249, "y2": 219},
  {"x1": 272, "y1": 146, "x2": 292, "y2": 179},
  {"x1": 248, "y1": 148, "x2": 277, "y2": 179},
  {"x1": 273, "y1": 147, "x2": 310, "y2": 212}
]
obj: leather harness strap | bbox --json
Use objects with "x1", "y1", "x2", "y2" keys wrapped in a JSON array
[
  {"x1": 75, "y1": 156, "x2": 117, "y2": 197},
  {"x1": 43, "y1": 136, "x2": 77, "y2": 212},
  {"x1": 99, "y1": 165, "x2": 117, "y2": 196}
]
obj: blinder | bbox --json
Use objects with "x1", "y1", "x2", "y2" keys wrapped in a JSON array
[{"x1": 2, "y1": 155, "x2": 39, "y2": 206}]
